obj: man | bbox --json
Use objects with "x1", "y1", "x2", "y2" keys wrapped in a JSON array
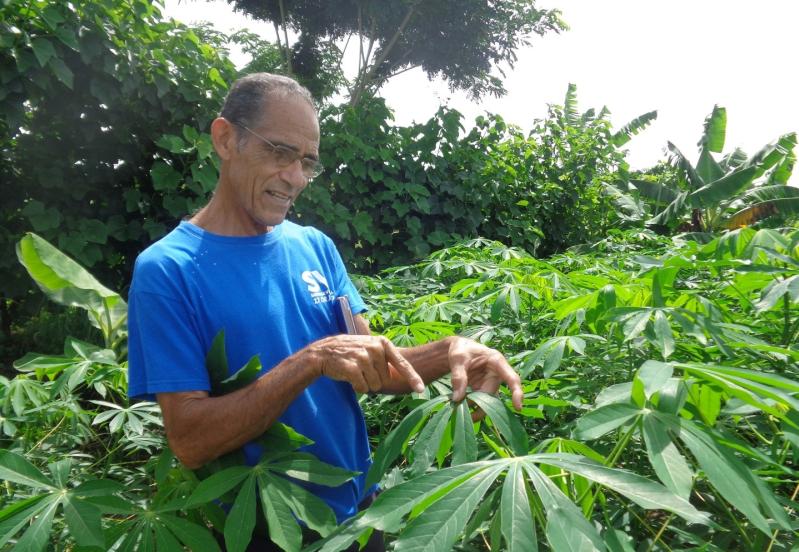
[{"x1": 127, "y1": 73, "x2": 523, "y2": 549}]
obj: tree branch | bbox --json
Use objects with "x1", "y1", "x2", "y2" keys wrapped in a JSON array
[{"x1": 277, "y1": 0, "x2": 292, "y2": 74}]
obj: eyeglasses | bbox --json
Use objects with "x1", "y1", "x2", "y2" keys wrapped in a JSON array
[{"x1": 233, "y1": 122, "x2": 323, "y2": 180}]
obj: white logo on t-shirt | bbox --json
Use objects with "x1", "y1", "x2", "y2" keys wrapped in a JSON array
[{"x1": 302, "y1": 270, "x2": 334, "y2": 304}]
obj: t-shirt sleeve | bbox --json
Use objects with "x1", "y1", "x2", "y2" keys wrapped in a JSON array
[{"x1": 127, "y1": 269, "x2": 210, "y2": 401}]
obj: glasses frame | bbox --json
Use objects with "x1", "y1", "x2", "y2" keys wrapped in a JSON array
[{"x1": 233, "y1": 122, "x2": 323, "y2": 180}]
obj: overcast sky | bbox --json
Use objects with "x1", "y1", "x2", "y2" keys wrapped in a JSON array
[{"x1": 163, "y1": 0, "x2": 799, "y2": 175}]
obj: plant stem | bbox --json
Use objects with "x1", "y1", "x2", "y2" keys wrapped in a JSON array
[
  {"x1": 764, "y1": 480, "x2": 799, "y2": 552},
  {"x1": 645, "y1": 512, "x2": 674, "y2": 552}
]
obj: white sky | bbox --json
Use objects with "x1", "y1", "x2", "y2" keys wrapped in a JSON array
[{"x1": 163, "y1": 0, "x2": 799, "y2": 175}]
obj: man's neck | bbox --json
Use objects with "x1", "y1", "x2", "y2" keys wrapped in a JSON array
[{"x1": 190, "y1": 193, "x2": 273, "y2": 236}]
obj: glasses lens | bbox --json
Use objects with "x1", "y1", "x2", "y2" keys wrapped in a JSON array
[{"x1": 301, "y1": 159, "x2": 323, "y2": 179}]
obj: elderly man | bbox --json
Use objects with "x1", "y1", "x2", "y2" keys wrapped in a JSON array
[{"x1": 127, "y1": 73, "x2": 522, "y2": 550}]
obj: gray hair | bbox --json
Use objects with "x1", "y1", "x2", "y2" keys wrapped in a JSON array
[{"x1": 219, "y1": 73, "x2": 316, "y2": 146}]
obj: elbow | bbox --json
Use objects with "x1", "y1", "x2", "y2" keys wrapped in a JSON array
[{"x1": 167, "y1": 434, "x2": 209, "y2": 470}]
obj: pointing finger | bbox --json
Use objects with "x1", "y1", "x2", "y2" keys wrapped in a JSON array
[{"x1": 381, "y1": 337, "x2": 424, "y2": 393}]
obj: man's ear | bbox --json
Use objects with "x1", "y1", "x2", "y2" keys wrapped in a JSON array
[{"x1": 210, "y1": 117, "x2": 237, "y2": 161}]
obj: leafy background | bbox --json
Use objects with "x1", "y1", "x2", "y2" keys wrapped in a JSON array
[{"x1": 1, "y1": 0, "x2": 798, "y2": 551}]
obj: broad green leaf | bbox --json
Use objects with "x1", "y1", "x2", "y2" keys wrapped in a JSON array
[
  {"x1": 0, "y1": 450, "x2": 53, "y2": 489},
  {"x1": 410, "y1": 403, "x2": 453, "y2": 476},
  {"x1": 258, "y1": 474, "x2": 302, "y2": 552},
  {"x1": 452, "y1": 400, "x2": 478, "y2": 465},
  {"x1": 15, "y1": 233, "x2": 126, "y2": 334},
  {"x1": 31, "y1": 38, "x2": 56, "y2": 67},
  {"x1": 652, "y1": 311, "x2": 675, "y2": 359},
  {"x1": 206, "y1": 329, "x2": 229, "y2": 392},
  {"x1": 225, "y1": 474, "x2": 257, "y2": 552},
  {"x1": 266, "y1": 452, "x2": 357, "y2": 486},
  {"x1": 698, "y1": 105, "x2": 726, "y2": 153},
  {"x1": 218, "y1": 355, "x2": 262, "y2": 395},
  {"x1": 63, "y1": 497, "x2": 104, "y2": 548},
  {"x1": 393, "y1": 464, "x2": 504, "y2": 552},
  {"x1": 367, "y1": 396, "x2": 448, "y2": 487},
  {"x1": 573, "y1": 403, "x2": 641, "y2": 440},
  {"x1": 656, "y1": 413, "x2": 790, "y2": 534},
  {"x1": 524, "y1": 463, "x2": 603, "y2": 551},
  {"x1": 689, "y1": 167, "x2": 758, "y2": 207},
  {"x1": 612, "y1": 110, "x2": 657, "y2": 147},
  {"x1": 501, "y1": 462, "x2": 537, "y2": 552},
  {"x1": 154, "y1": 523, "x2": 184, "y2": 552},
  {"x1": 0, "y1": 496, "x2": 49, "y2": 549},
  {"x1": 185, "y1": 466, "x2": 250, "y2": 508},
  {"x1": 635, "y1": 360, "x2": 674, "y2": 399},
  {"x1": 13, "y1": 496, "x2": 59, "y2": 552},
  {"x1": 468, "y1": 392, "x2": 528, "y2": 455},
  {"x1": 533, "y1": 453, "x2": 709, "y2": 525},
  {"x1": 261, "y1": 472, "x2": 337, "y2": 536},
  {"x1": 360, "y1": 463, "x2": 489, "y2": 533},
  {"x1": 257, "y1": 423, "x2": 315, "y2": 454},
  {"x1": 642, "y1": 414, "x2": 693, "y2": 500},
  {"x1": 159, "y1": 513, "x2": 222, "y2": 552}
]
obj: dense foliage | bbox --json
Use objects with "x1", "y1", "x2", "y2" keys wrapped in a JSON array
[
  {"x1": 0, "y1": 0, "x2": 236, "y2": 360},
  {"x1": 2, "y1": 228, "x2": 798, "y2": 550}
]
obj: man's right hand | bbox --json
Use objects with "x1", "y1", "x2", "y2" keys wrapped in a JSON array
[{"x1": 307, "y1": 334, "x2": 425, "y2": 394}]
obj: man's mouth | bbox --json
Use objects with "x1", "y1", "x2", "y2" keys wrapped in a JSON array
[{"x1": 265, "y1": 190, "x2": 292, "y2": 203}]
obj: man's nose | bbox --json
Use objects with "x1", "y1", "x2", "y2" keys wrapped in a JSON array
[{"x1": 280, "y1": 159, "x2": 308, "y2": 188}]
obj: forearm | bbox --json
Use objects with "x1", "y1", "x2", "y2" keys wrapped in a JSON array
[{"x1": 159, "y1": 350, "x2": 319, "y2": 469}]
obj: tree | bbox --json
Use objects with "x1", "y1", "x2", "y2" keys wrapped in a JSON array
[
  {"x1": 0, "y1": 0, "x2": 237, "y2": 362},
  {"x1": 225, "y1": 0, "x2": 565, "y2": 105}
]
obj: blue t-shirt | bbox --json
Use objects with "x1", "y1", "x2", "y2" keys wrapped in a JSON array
[{"x1": 127, "y1": 220, "x2": 372, "y2": 522}]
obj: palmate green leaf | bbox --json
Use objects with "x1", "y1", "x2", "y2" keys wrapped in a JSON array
[
  {"x1": 573, "y1": 403, "x2": 642, "y2": 440},
  {"x1": 500, "y1": 462, "x2": 537, "y2": 552},
  {"x1": 642, "y1": 414, "x2": 693, "y2": 500},
  {"x1": 655, "y1": 412, "x2": 791, "y2": 535},
  {"x1": 468, "y1": 392, "x2": 528, "y2": 455},
  {"x1": 225, "y1": 474, "x2": 257, "y2": 552},
  {"x1": 266, "y1": 452, "x2": 357, "y2": 486},
  {"x1": 393, "y1": 464, "x2": 505, "y2": 552},
  {"x1": 257, "y1": 422, "x2": 315, "y2": 455},
  {"x1": 678, "y1": 363, "x2": 799, "y2": 419},
  {"x1": 532, "y1": 454, "x2": 709, "y2": 525}
]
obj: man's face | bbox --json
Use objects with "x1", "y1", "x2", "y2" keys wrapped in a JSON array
[{"x1": 224, "y1": 95, "x2": 320, "y2": 233}]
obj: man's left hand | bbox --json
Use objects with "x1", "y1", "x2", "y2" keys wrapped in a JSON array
[{"x1": 448, "y1": 337, "x2": 524, "y2": 412}]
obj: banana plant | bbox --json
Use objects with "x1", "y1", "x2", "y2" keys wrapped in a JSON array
[
  {"x1": 634, "y1": 106, "x2": 797, "y2": 233},
  {"x1": 16, "y1": 233, "x2": 128, "y2": 353}
]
